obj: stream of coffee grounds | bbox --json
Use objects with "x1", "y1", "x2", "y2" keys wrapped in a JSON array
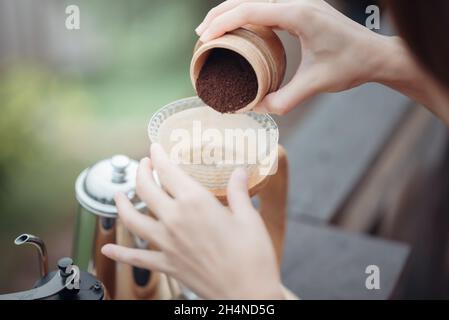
[{"x1": 196, "y1": 48, "x2": 258, "y2": 113}]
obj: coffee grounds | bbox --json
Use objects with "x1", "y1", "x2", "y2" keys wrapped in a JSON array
[{"x1": 196, "y1": 48, "x2": 258, "y2": 113}]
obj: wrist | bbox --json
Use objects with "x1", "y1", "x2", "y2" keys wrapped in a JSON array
[
  {"x1": 370, "y1": 36, "x2": 413, "y2": 87},
  {"x1": 371, "y1": 36, "x2": 436, "y2": 106},
  {"x1": 371, "y1": 36, "x2": 449, "y2": 122}
]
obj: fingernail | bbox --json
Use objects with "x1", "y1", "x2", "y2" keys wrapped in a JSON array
[
  {"x1": 151, "y1": 143, "x2": 169, "y2": 162},
  {"x1": 199, "y1": 30, "x2": 211, "y2": 43},
  {"x1": 195, "y1": 22, "x2": 205, "y2": 35},
  {"x1": 114, "y1": 192, "x2": 124, "y2": 201},
  {"x1": 151, "y1": 142, "x2": 163, "y2": 154},
  {"x1": 101, "y1": 244, "x2": 113, "y2": 256},
  {"x1": 140, "y1": 157, "x2": 150, "y2": 164},
  {"x1": 234, "y1": 167, "x2": 247, "y2": 182}
]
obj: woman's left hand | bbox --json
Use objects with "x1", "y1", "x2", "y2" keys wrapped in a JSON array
[{"x1": 101, "y1": 143, "x2": 283, "y2": 299}]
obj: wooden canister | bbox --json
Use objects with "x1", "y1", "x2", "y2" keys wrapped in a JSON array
[{"x1": 191, "y1": 25, "x2": 286, "y2": 113}]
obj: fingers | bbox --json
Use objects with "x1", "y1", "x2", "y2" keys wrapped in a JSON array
[
  {"x1": 227, "y1": 168, "x2": 254, "y2": 215},
  {"x1": 200, "y1": 3, "x2": 298, "y2": 42},
  {"x1": 136, "y1": 157, "x2": 174, "y2": 218},
  {"x1": 115, "y1": 192, "x2": 167, "y2": 248},
  {"x1": 101, "y1": 244, "x2": 173, "y2": 274},
  {"x1": 150, "y1": 143, "x2": 206, "y2": 198},
  {"x1": 253, "y1": 67, "x2": 321, "y2": 114},
  {"x1": 196, "y1": 0, "x2": 257, "y2": 35}
]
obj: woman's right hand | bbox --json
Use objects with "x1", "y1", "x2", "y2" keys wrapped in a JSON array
[{"x1": 195, "y1": 0, "x2": 399, "y2": 115}]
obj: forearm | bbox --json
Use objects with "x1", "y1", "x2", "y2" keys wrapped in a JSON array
[{"x1": 374, "y1": 36, "x2": 449, "y2": 124}]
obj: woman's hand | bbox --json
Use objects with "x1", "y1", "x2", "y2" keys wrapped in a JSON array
[
  {"x1": 195, "y1": 0, "x2": 397, "y2": 115},
  {"x1": 102, "y1": 143, "x2": 283, "y2": 299}
]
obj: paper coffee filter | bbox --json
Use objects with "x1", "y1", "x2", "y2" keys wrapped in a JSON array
[{"x1": 148, "y1": 96, "x2": 278, "y2": 190}]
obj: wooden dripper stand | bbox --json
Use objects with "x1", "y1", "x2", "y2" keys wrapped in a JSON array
[{"x1": 113, "y1": 97, "x2": 290, "y2": 300}]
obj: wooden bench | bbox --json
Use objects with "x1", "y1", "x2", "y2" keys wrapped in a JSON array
[
  {"x1": 282, "y1": 220, "x2": 409, "y2": 299},
  {"x1": 276, "y1": 80, "x2": 449, "y2": 298}
]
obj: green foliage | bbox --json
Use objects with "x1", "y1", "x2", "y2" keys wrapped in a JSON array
[{"x1": 0, "y1": 68, "x2": 49, "y2": 192}]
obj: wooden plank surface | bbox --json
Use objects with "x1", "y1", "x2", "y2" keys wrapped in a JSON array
[
  {"x1": 281, "y1": 220, "x2": 409, "y2": 300},
  {"x1": 279, "y1": 83, "x2": 412, "y2": 223},
  {"x1": 335, "y1": 106, "x2": 449, "y2": 232}
]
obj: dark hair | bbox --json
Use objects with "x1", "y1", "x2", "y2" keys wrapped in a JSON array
[{"x1": 388, "y1": 1, "x2": 449, "y2": 88}]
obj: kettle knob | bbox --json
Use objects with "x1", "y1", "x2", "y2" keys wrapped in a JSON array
[
  {"x1": 111, "y1": 155, "x2": 130, "y2": 183},
  {"x1": 57, "y1": 257, "x2": 74, "y2": 277}
]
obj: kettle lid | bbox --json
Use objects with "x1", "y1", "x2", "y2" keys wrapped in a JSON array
[{"x1": 75, "y1": 155, "x2": 145, "y2": 217}]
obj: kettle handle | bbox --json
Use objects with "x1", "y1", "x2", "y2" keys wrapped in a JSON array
[{"x1": 94, "y1": 217, "x2": 116, "y2": 298}]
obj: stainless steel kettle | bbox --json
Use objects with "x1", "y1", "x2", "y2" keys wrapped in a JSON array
[{"x1": 73, "y1": 154, "x2": 159, "y2": 299}]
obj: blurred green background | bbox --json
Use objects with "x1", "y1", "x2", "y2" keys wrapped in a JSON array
[{"x1": 0, "y1": 0, "x2": 215, "y2": 290}]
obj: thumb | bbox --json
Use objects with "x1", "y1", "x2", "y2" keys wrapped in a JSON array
[
  {"x1": 227, "y1": 168, "x2": 255, "y2": 216},
  {"x1": 254, "y1": 67, "x2": 321, "y2": 115}
]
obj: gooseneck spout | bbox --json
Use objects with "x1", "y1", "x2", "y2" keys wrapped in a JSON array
[{"x1": 14, "y1": 234, "x2": 49, "y2": 278}]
